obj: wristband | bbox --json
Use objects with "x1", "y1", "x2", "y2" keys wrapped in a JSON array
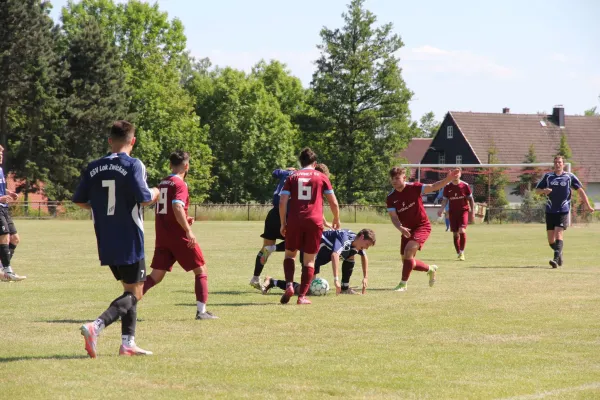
[{"x1": 334, "y1": 277, "x2": 339, "y2": 281}]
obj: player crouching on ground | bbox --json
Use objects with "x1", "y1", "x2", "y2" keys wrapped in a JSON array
[
  {"x1": 387, "y1": 167, "x2": 460, "y2": 292},
  {"x1": 143, "y1": 151, "x2": 217, "y2": 320},
  {"x1": 437, "y1": 168, "x2": 475, "y2": 260},
  {"x1": 262, "y1": 228, "x2": 375, "y2": 295}
]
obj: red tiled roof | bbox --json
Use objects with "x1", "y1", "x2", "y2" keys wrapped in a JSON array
[
  {"x1": 398, "y1": 138, "x2": 433, "y2": 164},
  {"x1": 450, "y1": 112, "x2": 600, "y2": 182}
]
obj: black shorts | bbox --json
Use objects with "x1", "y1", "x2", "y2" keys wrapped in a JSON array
[
  {"x1": 109, "y1": 259, "x2": 147, "y2": 284},
  {"x1": 261, "y1": 207, "x2": 284, "y2": 241},
  {"x1": 546, "y1": 213, "x2": 569, "y2": 231},
  {"x1": 0, "y1": 207, "x2": 17, "y2": 236}
]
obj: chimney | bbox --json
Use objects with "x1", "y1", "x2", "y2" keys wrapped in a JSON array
[
  {"x1": 502, "y1": 107, "x2": 510, "y2": 114},
  {"x1": 552, "y1": 105, "x2": 565, "y2": 128}
]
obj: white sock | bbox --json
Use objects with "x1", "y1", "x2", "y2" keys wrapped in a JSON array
[
  {"x1": 265, "y1": 245, "x2": 276, "y2": 252},
  {"x1": 3, "y1": 265, "x2": 13, "y2": 274},
  {"x1": 197, "y1": 301, "x2": 207, "y2": 314},
  {"x1": 251, "y1": 276, "x2": 260, "y2": 281},
  {"x1": 122, "y1": 335, "x2": 135, "y2": 347},
  {"x1": 93, "y1": 318, "x2": 105, "y2": 333},
  {"x1": 400, "y1": 280, "x2": 407, "y2": 285}
]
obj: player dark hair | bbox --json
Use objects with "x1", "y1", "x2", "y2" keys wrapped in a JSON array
[
  {"x1": 299, "y1": 147, "x2": 317, "y2": 168},
  {"x1": 358, "y1": 228, "x2": 376, "y2": 245},
  {"x1": 169, "y1": 150, "x2": 190, "y2": 167},
  {"x1": 554, "y1": 155, "x2": 565, "y2": 163},
  {"x1": 110, "y1": 120, "x2": 135, "y2": 142},
  {"x1": 389, "y1": 166, "x2": 407, "y2": 178},
  {"x1": 315, "y1": 163, "x2": 330, "y2": 177}
]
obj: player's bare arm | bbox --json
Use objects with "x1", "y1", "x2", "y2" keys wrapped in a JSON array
[
  {"x1": 577, "y1": 188, "x2": 595, "y2": 212},
  {"x1": 325, "y1": 193, "x2": 340, "y2": 230},
  {"x1": 437, "y1": 198, "x2": 448, "y2": 217},
  {"x1": 279, "y1": 193, "x2": 289, "y2": 237},
  {"x1": 468, "y1": 196, "x2": 475, "y2": 219},
  {"x1": 535, "y1": 187, "x2": 552, "y2": 195},
  {"x1": 423, "y1": 169, "x2": 460, "y2": 195},
  {"x1": 141, "y1": 187, "x2": 160, "y2": 207},
  {"x1": 330, "y1": 252, "x2": 342, "y2": 294},
  {"x1": 173, "y1": 202, "x2": 196, "y2": 248},
  {"x1": 360, "y1": 254, "x2": 368, "y2": 292},
  {"x1": 388, "y1": 211, "x2": 411, "y2": 238}
]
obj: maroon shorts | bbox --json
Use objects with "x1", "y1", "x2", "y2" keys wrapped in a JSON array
[
  {"x1": 449, "y1": 210, "x2": 469, "y2": 232},
  {"x1": 285, "y1": 221, "x2": 323, "y2": 254},
  {"x1": 150, "y1": 239, "x2": 205, "y2": 272},
  {"x1": 400, "y1": 225, "x2": 431, "y2": 255}
]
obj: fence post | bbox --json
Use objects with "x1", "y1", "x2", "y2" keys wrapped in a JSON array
[
  {"x1": 354, "y1": 205, "x2": 357, "y2": 223},
  {"x1": 195, "y1": 204, "x2": 197, "y2": 220},
  {"x1": 38, "y1": 202, "x2": 41, "y2": 218},
  {"x1": 247, "y1": 203, "x2": 250, "y2": 221}
]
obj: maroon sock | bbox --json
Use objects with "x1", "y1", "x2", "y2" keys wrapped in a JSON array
[
  {"x1": 283, "y1": 258, "x2": 295, "y2": 283},
  {"x1": 453, "y1": 235, "x2": 460, "y2": 253},
  {"x1": 402, "y1": 259, "x2": 416, "y2": 281},
  {"x1": 142, "y1": 275, "x2": 156, "y2": 295},
  {"x1": 459, "y1": 233, "x2": 467, "y2": 252},
  {"x1": 299, "y1": 265, "x2": 314, "y2": 296},
  {"x1": 414, "y1": 259, "x2": 429, "y2": 272},
  {"x1": 195, "y1": 274, "x2": 208, "y2": 303}
]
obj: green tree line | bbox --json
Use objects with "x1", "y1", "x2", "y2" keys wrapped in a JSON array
[{"x1": 1, "y1": 0, "x2": 428, "y2": 204}]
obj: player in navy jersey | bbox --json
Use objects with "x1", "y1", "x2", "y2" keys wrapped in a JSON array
[
  {"x1": 73, "y1": 121, "x2": 159, "y2": 358},
  {"x1": 0, "y1": 145, "x2": 25, "y2": 282},
  {"x1": 387, "y1": 167, "x2": 460, "y2": 292},
  {"x1": 143, "y1": 151, "x2": 217, "y2": 320},
  {"x1": 535, "y1": 155, "x2": 593, "y2": 268},
  {"x1": 262, "y1": 228, "x2": 375, "y2": 295},
  {"x1": 250, "y1": 163, "x2": 332, "y2": 290},
  {"x1": 249, "y1": 167, "x2": 295, "y2": 290},
  {"x1": 279, "y1": 148, "x2": 340, "y2": 305}
]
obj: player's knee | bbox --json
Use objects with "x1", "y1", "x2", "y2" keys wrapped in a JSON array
[
  {"x1": 9, "y1": 235, "x2": 19, "y2": 245},
  {"x1": 0, "y1": 234, "x2": 9, "y2": 245}
]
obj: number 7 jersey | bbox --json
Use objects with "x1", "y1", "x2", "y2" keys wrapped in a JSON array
[
  {"x1": 155, "y1": 174, "x2": 190, "y2": 246},
  {"x1": 73, "y1": 152, "x2": 154, "y2": 266},
  {"x1": 280, "y1": 167, "x2": 334, "y2": 225}
]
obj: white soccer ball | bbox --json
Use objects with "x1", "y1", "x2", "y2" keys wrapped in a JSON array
[{"x1": 309, "y1": 277, "x2": 329, "y2": 296}]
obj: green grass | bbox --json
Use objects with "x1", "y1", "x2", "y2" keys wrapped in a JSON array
[{"x1": 1, "y1": 221, "x2": 599, "y2": 399}]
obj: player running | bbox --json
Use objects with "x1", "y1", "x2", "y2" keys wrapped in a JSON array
[
  {"x1": 279, "y1": 148, "x2": 340, "y2": 305},
  {"x1": 143, "y1": 151, "x2": 217, "y2": 320},
  {"x1": 74, "y1": 120, "x2": 160, "y2": 357},
  {"x1": 535, "y1": 155, "x2": 594, "y2": 268},
  {"x1": 437, "y1": 169, "x2": 475, "y2": 260},
  {"x1": 262, "y1": 228, "x2": 375, "y2": 295},
  {"x1": 387, "y1": 167, "x2": 460, "y2": 292}
]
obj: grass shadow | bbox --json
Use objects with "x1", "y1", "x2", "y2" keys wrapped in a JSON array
[
  {"x1": 175, "y1": 302, "x2": 273, "y2": 307},
  {"x1": 0, "y1": 354, "x2": 89, "y2": 363},
  {"x1": 468, "y1": 265, "x2": 547, "y2": 269},
  {"x1": 41, "y1": 319, "x2": 89, "y2": 324}
]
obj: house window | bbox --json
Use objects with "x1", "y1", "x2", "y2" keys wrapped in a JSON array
[
  {"x1": 447, "y1": 126, "x2": 453, "y2": 139},
  {"x1": 456, "y1": 155, "x2": 462, "y2": 164},
  {"x1": 439, "y1": 154, "x2": 445, "y2": 164}
]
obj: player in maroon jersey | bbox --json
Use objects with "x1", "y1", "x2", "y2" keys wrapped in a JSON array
[
  {"x1": 143, "y1": 151, "x2": 217, "y2": 320},
  {"x1": 386, "y1": 166, "x2": 460, "y2": 292},
  {"x1": 437, "y1": 169, "x2": 475, "y2": 260},
  {"x1": 278, "y1": 148, "x2": 340, "y2": 305}
]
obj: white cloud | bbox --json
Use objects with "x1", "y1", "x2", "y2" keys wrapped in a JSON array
[{"x1": 399, "y1": 45, "x2": 517, "y2": 79}]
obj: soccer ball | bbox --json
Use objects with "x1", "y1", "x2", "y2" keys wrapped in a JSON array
[{"x1": 310, "y1": 277, "x2": 329, "y2": 296}]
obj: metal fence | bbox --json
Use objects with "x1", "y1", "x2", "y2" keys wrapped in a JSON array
[{"x1": 7, "y1": 201, "x2": 599, "y2": 224}]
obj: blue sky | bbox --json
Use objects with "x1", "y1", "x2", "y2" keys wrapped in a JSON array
[{"x1": 49, "y1": 0, "x2": 600, "y2": 122}]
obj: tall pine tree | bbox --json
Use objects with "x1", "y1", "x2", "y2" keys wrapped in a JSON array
[{"x1": 310, "y1": 0, "x2": 413, "y2": 203}]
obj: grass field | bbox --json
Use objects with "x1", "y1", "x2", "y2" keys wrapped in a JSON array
[{"x1": 1, "y1": 220, "x2": 599, "y2": 399}]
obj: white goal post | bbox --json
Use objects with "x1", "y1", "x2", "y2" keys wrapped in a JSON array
[{"x1": 401, "y1": 163, "x2": 572, "y2": 224}]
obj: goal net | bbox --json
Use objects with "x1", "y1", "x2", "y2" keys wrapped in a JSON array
[{"x1": 401, "y1": 163, "x2": 593, "y2": 224}]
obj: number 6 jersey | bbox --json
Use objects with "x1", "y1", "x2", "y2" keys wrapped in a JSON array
[
  {"x1": 280, "y1": 167, "x2": 334, "y2": 225},
  {"x1": 73, "y1": 152, "x2": 154, "y2": 266}
]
